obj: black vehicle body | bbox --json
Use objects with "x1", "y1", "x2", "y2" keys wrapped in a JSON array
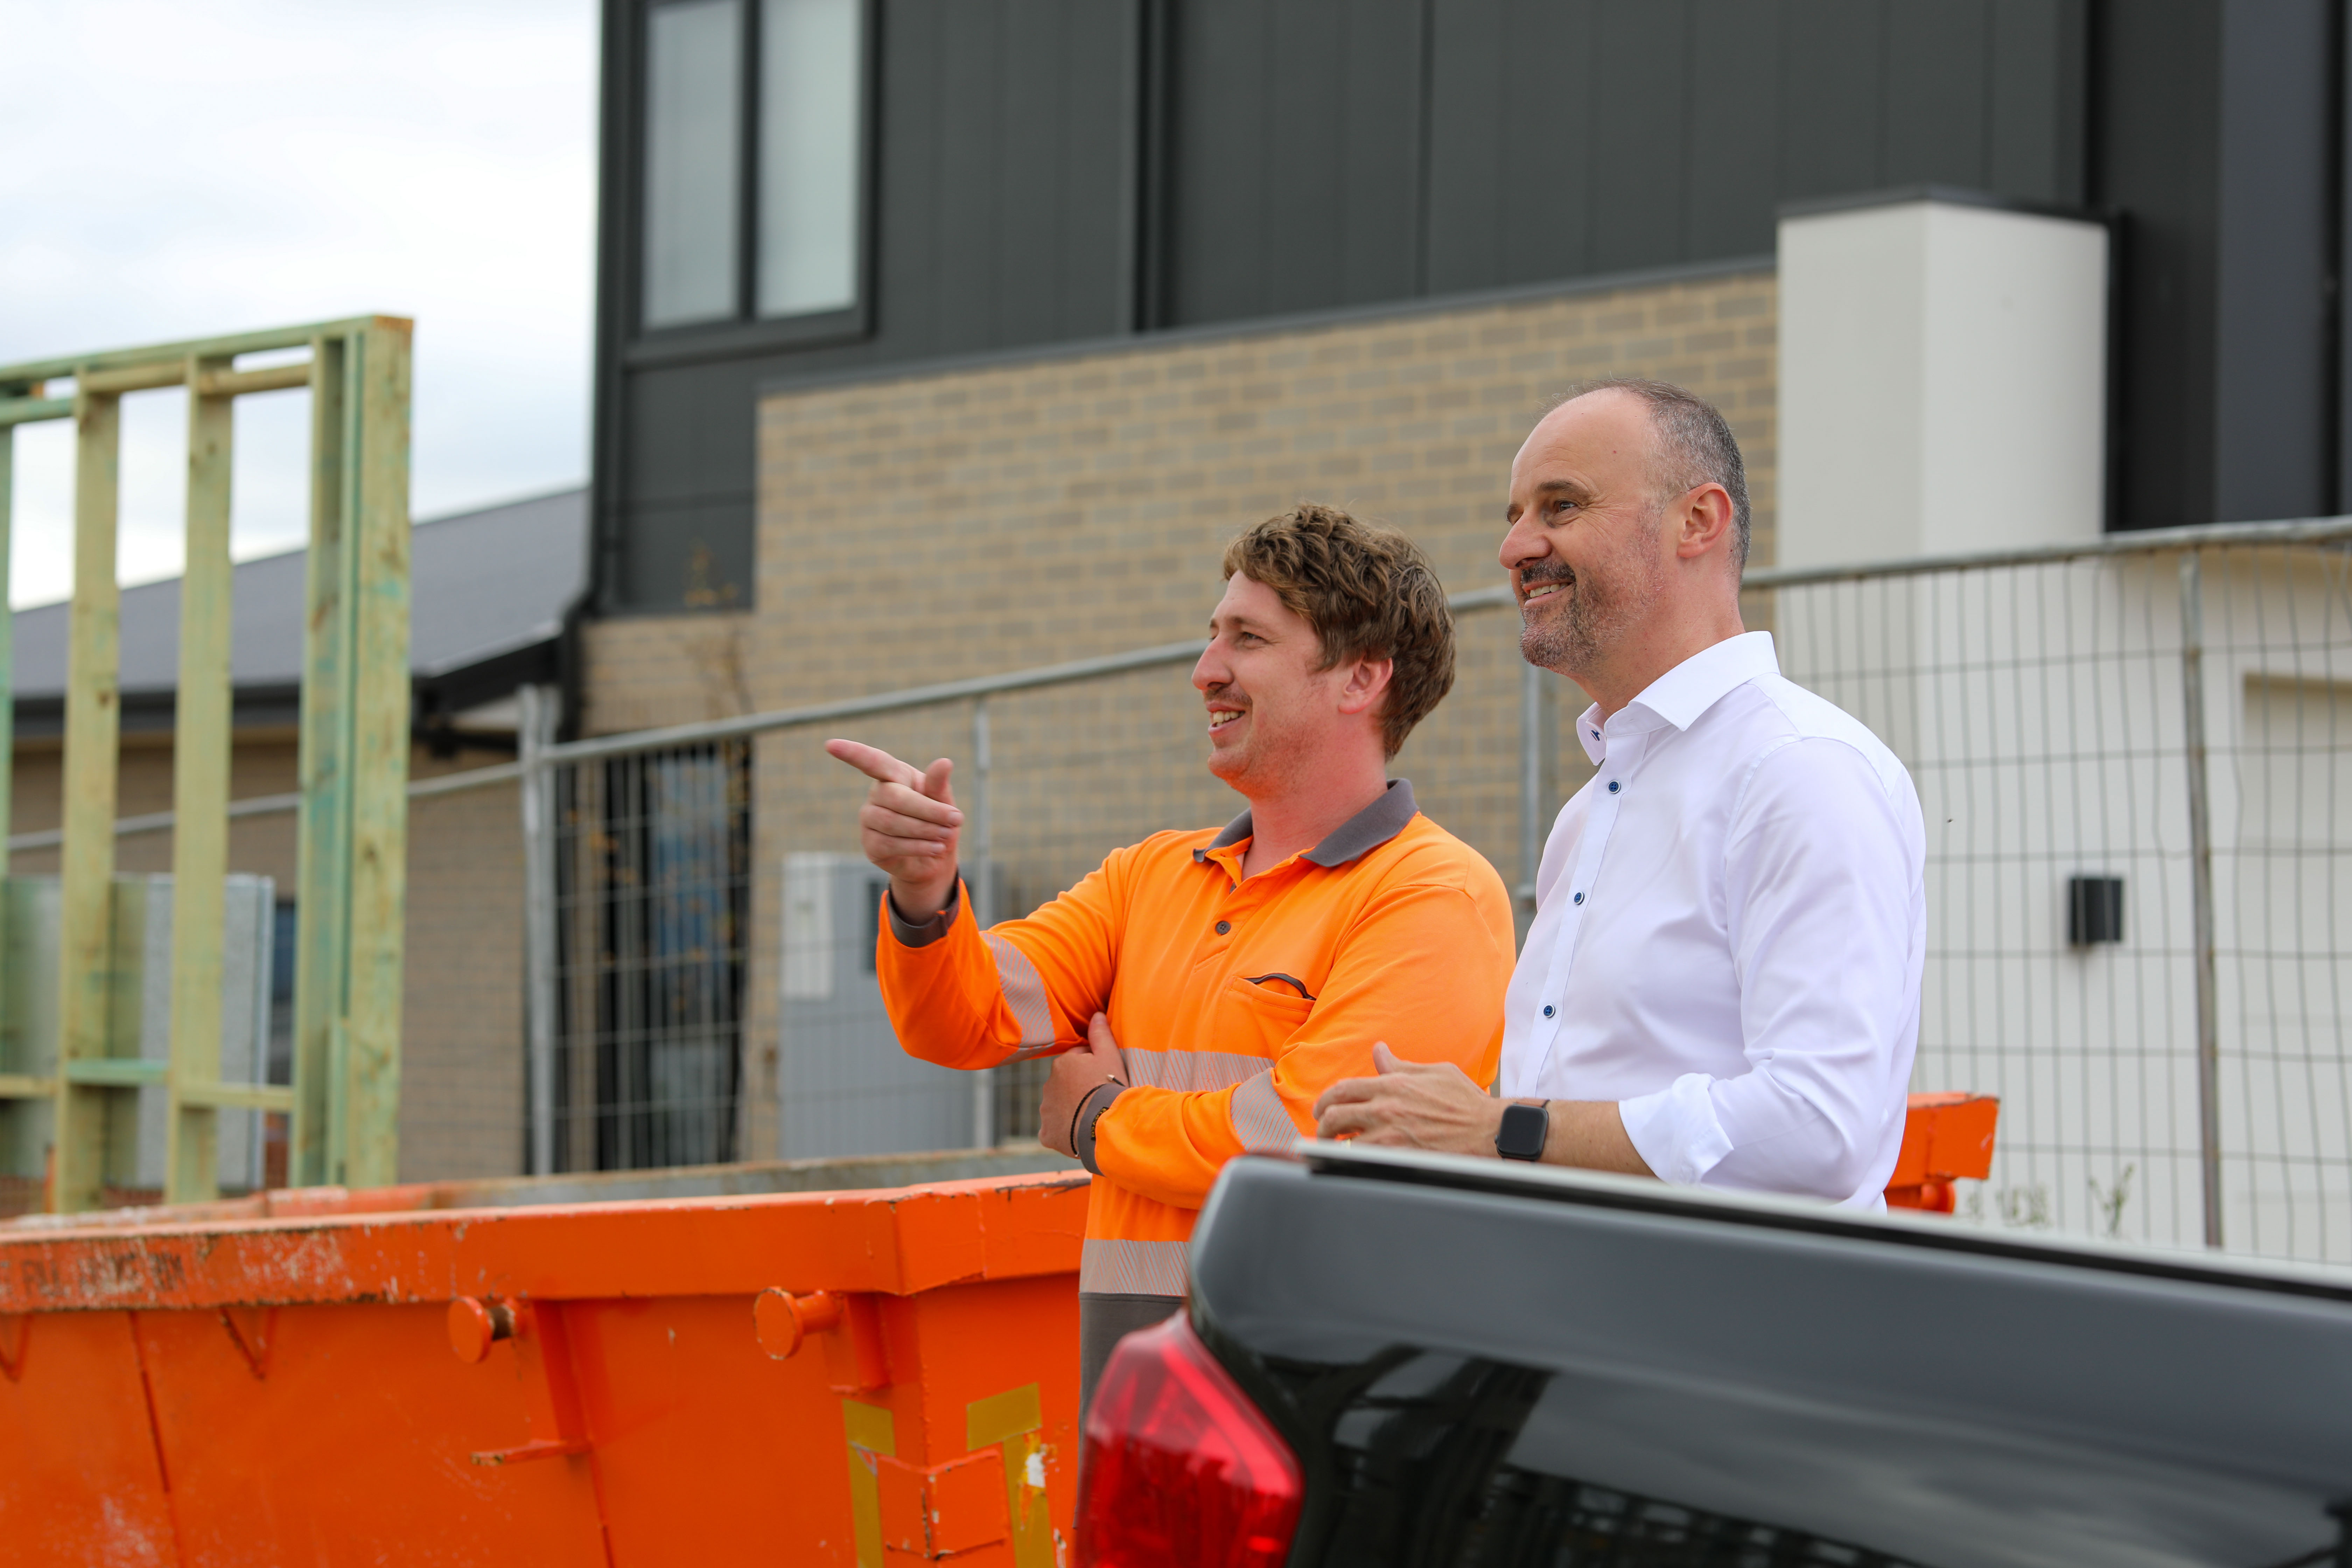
[{"x1": 1184, "y1": 1143, "x2": 2352, "y2": 1568}]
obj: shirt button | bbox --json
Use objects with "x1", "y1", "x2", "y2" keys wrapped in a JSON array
[
  {"x1": 1606, "y1": 780, "x2": 1620, "y2": 793},
  {"x1": 1572, "y1": 891, "x2": 1584, "y2": 905},
  {"x1": 1215, "y1": 920, "x2": 1231, "y2": 934},
  {"x1": 1542, "y1": 1004, "x2": 1555, "y2": 1018}
]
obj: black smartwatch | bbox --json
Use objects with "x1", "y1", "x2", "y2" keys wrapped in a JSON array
[{"x1": 1496, "y1": 1101, "x2": 1549, "y2": 1162}]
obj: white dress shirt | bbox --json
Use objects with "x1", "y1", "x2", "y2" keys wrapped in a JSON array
[{"x1": 1500, "y1": 631, "x2": 1925, "y2": 1207}]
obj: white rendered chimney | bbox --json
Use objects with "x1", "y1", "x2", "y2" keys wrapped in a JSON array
[{"x1": 1777, "y1": 190, "x2": 2109, "y2": 569}]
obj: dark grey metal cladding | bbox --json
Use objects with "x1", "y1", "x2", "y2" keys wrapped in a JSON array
[
  {"x1": 1156, "y1": 0, "x2": 1427, "y2": 326},
  {"x1": 902, "y1": 0, "x2": 1136, "y2": 353},
  {"x1": 1189, "y1": 1155, "x2": 2352, "y2": 1567},
  {"x1": 2099, "y1": 0, "x2": 2341, "y2": 531},
  {"x1": 618, "y1": 358, "x2": 765, "y2": 612},
  {"x1": 1424, "y1": 0, "x2": 2088, "y2": 295}
]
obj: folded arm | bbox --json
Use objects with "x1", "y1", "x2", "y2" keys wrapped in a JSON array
[{"x1": 1087, "y1": 880, "x2": 1516, "y2": 1210}]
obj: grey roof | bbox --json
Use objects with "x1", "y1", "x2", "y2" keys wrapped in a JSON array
[{"x1": 9, "y1": 487, "x2": 586, "y2": 700}]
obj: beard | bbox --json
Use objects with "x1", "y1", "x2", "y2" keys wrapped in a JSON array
[{"x1": 1518, "y1": 546, "x2": 1662, "y2": 677}]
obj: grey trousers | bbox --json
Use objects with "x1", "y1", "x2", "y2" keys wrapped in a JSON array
[{"x1": 1078, "y1": 1290, "x2": 1184, "y2": 1428}]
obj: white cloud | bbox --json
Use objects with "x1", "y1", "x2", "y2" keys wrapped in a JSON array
[{"x1": 0, "y1": 0, "x2": 597, "y2": 606}]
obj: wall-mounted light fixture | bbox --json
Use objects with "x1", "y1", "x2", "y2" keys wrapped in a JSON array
[{"x1": 2069, "y1": 875, "x2": 2124, "y2": 946}]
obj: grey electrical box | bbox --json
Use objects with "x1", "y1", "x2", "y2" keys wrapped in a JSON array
[
  {"x1": 0, "y1": 874, "x2": 276, "y2": 1195},
  {"x1": 778, "y1": 853, "x2": 976, "y2": 1160}
]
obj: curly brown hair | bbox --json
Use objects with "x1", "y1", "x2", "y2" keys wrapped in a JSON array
[{"x1": 1221, "y1": 504, "x2": 1455, "y2": 759}]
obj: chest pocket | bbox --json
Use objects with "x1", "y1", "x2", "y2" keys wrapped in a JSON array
[{"x1": 1211, "y1": 973, "x2": 1317, "y2": 1059}]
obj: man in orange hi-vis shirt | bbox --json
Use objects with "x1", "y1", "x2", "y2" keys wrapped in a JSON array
[{"x1": 825, "y1": 504, "x2": 1516, "y2": 1413}]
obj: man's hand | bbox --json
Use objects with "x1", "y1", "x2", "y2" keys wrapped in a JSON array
[
  {"x1": 1040, "y1": 1013, "x2": 1127, "y2": 1158},
  {"x1": 1313, "y1": 1043, "x2": 1503, "y2": 1155},
  {"x1": 1316, "y1": 1044, "x2": 1658, "y2": 1175},
  {"x1": 824, "y1": 738, "x2": 963, "y2": 919}
]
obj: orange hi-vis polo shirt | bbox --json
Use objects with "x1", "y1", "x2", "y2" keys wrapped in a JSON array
[{"x1": 876, "y1": 779, "x2": 1517, "y2": 1300}]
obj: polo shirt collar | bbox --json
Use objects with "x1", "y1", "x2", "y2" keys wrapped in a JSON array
[
  {"x1": 1192, "y1": 778, "x2": 1419, "y2": 869},
  {"x1": 1575, "y1": 630, "x2": 1779, "y2": 764}
]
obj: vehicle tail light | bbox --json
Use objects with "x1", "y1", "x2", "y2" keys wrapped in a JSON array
[{"x1": 1075, "y1": 1311, "x2": 1303, "y2": 1568}]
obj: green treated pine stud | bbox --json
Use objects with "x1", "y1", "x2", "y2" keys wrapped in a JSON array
[
  {"x1": 337, "y1": 319, "x2": 413, "y2": 1190},
  {"x1": 164, "y1": 357, "x2": 235, "y2": 1204},
  {"x1": 0, "y1": 424, "x2": 14, "y2": 1080},
  {"x1": 291, "y1": 334, "x2": 352, "y2": 1189},
  {"x1": 50, "y1": 385, "x2": 121, "y2": 1214}
]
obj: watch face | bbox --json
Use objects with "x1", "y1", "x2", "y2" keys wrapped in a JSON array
[{"x1": 1498, "y1": 1102, "x2": 1548, "y2": 1161}]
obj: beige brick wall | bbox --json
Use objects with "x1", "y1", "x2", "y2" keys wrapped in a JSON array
[
  {"x1": 397, "y1": 768, "x2": 525, "y2": 1180},
  {"x1": 6, "y1": 737, "x2": 527, "y2": 1183},
  {"x1": 669, "y1": 266, "x2": 1777, "y2": 1159},
  {"x1": 581, "y1": 613, "x2": 758, "y2": 735}
]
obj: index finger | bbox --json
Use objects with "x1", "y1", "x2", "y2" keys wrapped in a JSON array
[
  {"x1": 825, "y1": 737, "x2": 924, "y2": 788},
  {"x1": 1310, "y1": 1075, "x2": 1384, "y2": 1119}
]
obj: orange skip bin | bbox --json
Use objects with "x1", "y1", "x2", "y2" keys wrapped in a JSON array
[
  {"x1": 0, "y1": 1168, "x2": 1086, "y2": 1567},
  {"x1": 1885, "y1": 1091, "x2": 2001, "y2": 1212}
]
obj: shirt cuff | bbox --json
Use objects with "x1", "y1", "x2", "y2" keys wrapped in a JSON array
[
  {"x1": 884, "y1": 880, "x2": 962, "y2": 947},
  {"x1": 1616, "y1": 1073, "x2": 1737, "y2": 1186},
  {"x1": 1074, "y1": 1083, "x2": 1126, "y2": 1175}
]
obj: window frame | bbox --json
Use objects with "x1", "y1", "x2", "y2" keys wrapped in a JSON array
[{"x1": 623, "y1": 0, "x2": 876, "y2": 369}]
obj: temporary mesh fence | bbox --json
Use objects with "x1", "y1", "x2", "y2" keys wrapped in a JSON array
[
  {"x1": 512, "y1": 527, "x2": 2352, "y2": 1264},
  {"x1": 1763, "y1": 537, "x2": 2352, "y2": 1262},
  {"x1": 46, "y1": 522, "x2": 2351, "y2": 1262},
  {"x1": 543, "y1": 741, "x2": 753, "y2": 1174}
]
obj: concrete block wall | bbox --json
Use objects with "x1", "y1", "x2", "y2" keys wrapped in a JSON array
[{"x1": 581, "y1": 266, "x2": 1777, "y2": 1160}]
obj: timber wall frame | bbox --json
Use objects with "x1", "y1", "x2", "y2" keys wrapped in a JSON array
[{"x1": 0, "y1": 317, "x2": 413, "y2": 1210}]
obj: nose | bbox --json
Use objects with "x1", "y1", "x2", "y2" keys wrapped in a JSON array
[
  {"x1": 1499, "y1": 511, "x2": 1549, "y2": 575},
  {"x1": 1192, "y1": 640, "x2": 1228, "y2": 693}
]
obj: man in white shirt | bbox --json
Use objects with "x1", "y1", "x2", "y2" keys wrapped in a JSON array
[{"x1": 1313, "y1": 378, "x2": 1925, "y2": 1206}]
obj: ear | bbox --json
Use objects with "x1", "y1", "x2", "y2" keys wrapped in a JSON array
[
  {"x1": 1672, "y1": 483, "x2": 1736, "y2": 562},
  {"x1": 1334, "y1": 654, "x2": 1395, "y2": 719}
]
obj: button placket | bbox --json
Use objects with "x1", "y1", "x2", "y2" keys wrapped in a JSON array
[{"x1": 1530, "y1": 731, "x2": 1640, "y2": 1078}]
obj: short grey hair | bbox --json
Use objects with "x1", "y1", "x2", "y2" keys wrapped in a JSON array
[{"x1": 1555, "y1": 377, "x2": 1752, "y2": 571}]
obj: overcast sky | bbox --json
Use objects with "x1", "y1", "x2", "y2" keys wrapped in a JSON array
[{"x1": 0, "y1": 0, "x2": 597, "y2": 608}]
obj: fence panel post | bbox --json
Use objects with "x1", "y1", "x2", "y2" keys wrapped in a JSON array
[
  {"x1": 164, "y1": 357, "x2": 236, "y2": 1202},
  {"x1": 971, "y1": 697, "x2": 995, "y2": 1148},
  {"x1": 50, "y1": 386, "x2": 122, "y2": 1212},
  {"x1": 520, "y1": 684, "x2": 559, "y2": 1175},
  {"x1": 2178, "y1": 549, "x2": 2225, "y2": 1249},
  {"x1": 1518, "y1": 659, "x2": 1556, "y2": 930}
]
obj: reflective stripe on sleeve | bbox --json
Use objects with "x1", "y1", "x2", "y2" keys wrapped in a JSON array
[
  {"x1": 1229, "y1": 1069, "x2": 1299, "y2": 1153},
  {"x1": 981, "y1": 930, "x2": 1056, "y2": 1048},
  {"x1": 1118, "y1": 1046, "x2": 1271, "y2": 1093},
  {"x1": 1078, "y1": 1237, "x2": 1191, "y2": 1296}
]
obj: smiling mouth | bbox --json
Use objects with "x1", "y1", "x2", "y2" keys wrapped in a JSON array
[
  {"x1": 1208, "y1": 709, "x2": 1244, "y2": 730},
  {"x1": 1521, "y1": 568, "x2": 1575, "y2": 605}
]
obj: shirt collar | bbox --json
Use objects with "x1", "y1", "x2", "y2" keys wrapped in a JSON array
[
  {"x1": 1193, "y1": 778, "x2": 1419, "y2": 869},
  {"x1": 1574, "y1": 631, "x2": 1779, "y2": 764}
]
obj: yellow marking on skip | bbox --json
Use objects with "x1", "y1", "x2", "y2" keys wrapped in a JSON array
[
  {"x1": 967, "y1": 1383, "x2": 1050, "y2": 1568},
  {"x1": 842, "y1": 1399, "x2": 895, "y2": 1568}
]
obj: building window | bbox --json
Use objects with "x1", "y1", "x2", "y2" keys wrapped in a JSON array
[
  {"x1": 637, "y1": 0, "x2": 866, "y2": 338},
  {"x1": 643, "y1": 0, "x2": 743, "y2": 328}
]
